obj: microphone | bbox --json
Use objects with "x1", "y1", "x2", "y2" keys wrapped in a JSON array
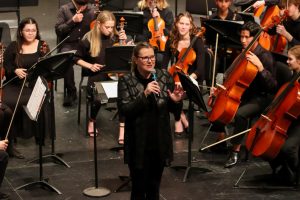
[{"x1": 151, "y1": 69, "x2": 160, "y2": 100}]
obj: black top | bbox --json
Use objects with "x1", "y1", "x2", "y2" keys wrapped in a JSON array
[
  {"x1": 134, "y1": 7, "x2": 174, "y2": 42},
  {"x1": 210, "y1": 9, "x2": 243, "y2": 21},
  {"x1": 283, "y1": 16, "x2": 300, "y2": 48},
  {"x1": 55, "y1": 2, "x2": 96, "y2": 44},
  {"x1": 162, "y1": 35, "x2": 206, "y2": 82},
  {"x1": 3, "y1": 40, "x2": 48, "y2": 84},
  {"x1": 241, "y1": 44, "x2": 277, "y2": 100},
  {"x1": 118, "y1": 68, "x2": 182, "y2": 168}
]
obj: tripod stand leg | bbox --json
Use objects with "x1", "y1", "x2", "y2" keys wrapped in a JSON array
[
  {"x1": 15, "y1": 180, "x2": 62, "y2": 195},
  {"x1": 42, "y1": 154, "x2": 71, "y2": 168},
  {"x1": 183, "y1": 167, "x2": 191, "y2": 183}
]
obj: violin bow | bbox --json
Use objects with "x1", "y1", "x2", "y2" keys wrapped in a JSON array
[{"x1": 211, "y1": 33, "x2": 219, "y2": 90}]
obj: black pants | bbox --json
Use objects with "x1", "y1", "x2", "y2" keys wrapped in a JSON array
[
  {"x1": 0, "y1": 151, "x2": 8, "y2": 187},
  {"x1": 0, "y1": 104, "x2": 12, "y2": 139},
  {"x1": 129, "y1": 153, "x2": 164, "y2": 200},
  {"x1": 87, "y1": 73, "x2": 110, "y2": 120},
  {"x1": 271, "y1": 118, "x2": 300, "y2": 173},
  {"x1": 59, "y1": 44, "x2": 78, "y2": 95},
  {"x1": 231, "y1": 95, "x2": 272, "y2": 145}
]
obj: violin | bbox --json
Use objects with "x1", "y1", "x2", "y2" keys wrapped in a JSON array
[
  {"x1": 147, "y1": 3, "x2": 168, "y2": 51},
  {"x1": 258, "y1": 6, "x2": 288, "y2": 53},
  {"x1": 168, "y1": 27, "x2": 206, "y2": 83},
  {"x1": 245, "y1": 72, "x2": 300, "y2": 160},
  {"x1": 90, "y1": 0, "x2": 102, "y2": 29},
  {"x1": 207, "y1": 15, "x2": 286, "y2": 125}
]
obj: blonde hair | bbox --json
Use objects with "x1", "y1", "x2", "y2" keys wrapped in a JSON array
[
  {"x1": 83, "y1": 10, "x2": 117, "y2": 57},
  {"x1": 289, "y1": 45, "x2": 300, "y2": 60},
  {"x1": 137, "y1": 0, "x2": 169, "y2": 10}
]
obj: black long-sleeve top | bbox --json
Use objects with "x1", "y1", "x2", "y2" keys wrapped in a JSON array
[
  {"x1": 283, "y1": 16, "x2": 300, "y2": 48},
  {"x1": 210, "y1": 9, "x2": 243, "y2": 21},
  {"x1": 3, "y1": 40, "x2": 49, "y2": 84},
  {"x1": 241, "y1": 44, "x2": 277, "y2": 100},
  {"x1": 55, "y1": 2, "x2": 96, "y2": 44},
  {"x1": 162, "y1": 36, "x2": 206, "y2": 82},
  {"x1": 134, "y1": 7, "x2": 174, "y2": 42},
  {"x1": 118, "y1": 68, "x2": 182, "y2": 168}
]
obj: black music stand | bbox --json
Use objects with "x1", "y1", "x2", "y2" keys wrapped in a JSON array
[
  {"x1": 171, "y1": 72, "x2": 211, "y2": 182},
  {"x1": 16, "y1": 76, "x2": 61, "y2": 194},
  {"x1": 202, "y1": 18, "x2": 243, "y2": 72},
  {"x1": 28, "y1": 51, "x2": 76, "y2": 168},
  {"x1": 83, "y1": 88, "x2": 110, "y2": 198},
  {"x1": 113, "y1": 11, "x2": 143, "y2": 36}
]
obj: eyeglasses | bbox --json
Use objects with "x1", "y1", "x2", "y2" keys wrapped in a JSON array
[
  {"x1": 22, "y1": 29, "x2": 37, "y2": 33},
  {"x1": 137, "y1": 55, "x2": 155, "y2": 62}
]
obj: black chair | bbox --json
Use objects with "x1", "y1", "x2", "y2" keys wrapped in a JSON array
[
  {"x1": 0, "y1": 22, "x2": 11, "y2": 46},
  {"x1": 274, "y1": 61, "x2": 293, "y2": 90}
]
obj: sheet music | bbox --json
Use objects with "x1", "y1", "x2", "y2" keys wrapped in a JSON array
[
  {"x1": 101, "y1": 81, "x2": 118, "y2": 98},
  {"x1": 24, "y1": 76, "x2": 47, "y2": 121}
]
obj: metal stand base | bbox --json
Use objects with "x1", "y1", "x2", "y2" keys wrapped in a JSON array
[
  {"x1": 83, "y1": 187, "x2": 111, "y2": 197},
  {"x1": 15, "y1": 180, "x2": 62, "y2": 195},
  {"x1": 29, "y1": 153, "x2": 70, "y2": 168},
  {"x1": 171, "y1": 166, "x2": 211, "y2": 182}
]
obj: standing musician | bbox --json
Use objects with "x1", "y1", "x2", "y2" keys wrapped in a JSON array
[
  {"x1": 269, "y1": 45, "x2": 300, "y2": 185},
  {"x1": 212, "y1": 21, "x2": 277, "y2": 168},
  {"x1": 55, "y1": 0, "x2": 96, "y2": 107},
  {"x1": 162, "y1": 12, "x2": 206, "y2": 137},
  {"x1": 135, "y1": 0, "x2": 173, "y2": 43},
  {"x1": 117, "y1": 42, "x2": 184, "y2": 200},
  {"x1": 210, "y1": 0, "x2": 243, "y2": 21},
  {"x1": 276, "y1": 0, "x2": 300, "y2": 48},
  {"x1": 2, "y1": 17, "x2": 50, "y2": 159},
  {"x1": 74, "y1": 10, "x2": 129, "y2": 137}
]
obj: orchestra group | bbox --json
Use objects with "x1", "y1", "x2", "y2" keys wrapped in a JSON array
[{"x1": 0, "y1": 0, "x2": 300, "y2": 199}]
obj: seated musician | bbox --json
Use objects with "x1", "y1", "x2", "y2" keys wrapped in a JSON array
[
  {"x1": 269, "y1": 45, "x2": 300, "y2": 185},
  {"x1": 217, "y1": 21, "x2": 277, "y2": 168},
  {"x1": 210, "y1": 0, "x2": 243, "y2": 21},
  {"x1": 74, "y1": 10, "x2": 130, "y2": 137},
  {"x1": 161, "y1": 12, "x2": 206, "y2": 137},
  {"x1": 275, "y1": 0, "x2": 300, "y2": 48},
  {"x1": 233, "y1": 0, "x2": 280, "y2": 10},
  {"x1": 134, "y1": 0, "x2": 174, "y2": 43}
]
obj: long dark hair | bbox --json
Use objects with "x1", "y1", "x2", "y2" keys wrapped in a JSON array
[
  {"x1": 15, "y1": 17, "x2": 41, "y2": 67},
  {"x1": 170, "y1": 12, "x2": 198, "y2": 54}
]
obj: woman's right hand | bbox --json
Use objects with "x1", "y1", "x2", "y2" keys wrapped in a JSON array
[
  {"x1": 89, "y1": 63, "x2": 103, "y2": 72},
  {"x1": 144, "y1": 81, "x2": 161, "y2": 97},
  {"x1": 210, "y1": 86, "x2": 216, "y2": 97},
  {"x1": 15, "y1": 68, "x2": 27, "y2": 79}
]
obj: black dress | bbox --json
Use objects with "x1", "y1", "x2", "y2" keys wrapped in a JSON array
[{"x1": 3, "y1": 40, "x2": 52, "y2": 139}]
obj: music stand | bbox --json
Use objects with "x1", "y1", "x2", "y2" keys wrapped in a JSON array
[
  {"x1": 27, "y1": 51, "x2": 76, "y2": 169},
  {"x1": 101, "y1": 0, "x2": 123, "y2": 11},
  {"x1": 113, "y1": 11, "x2": 143, "y2": 36},
  {"x1": 171, "y1": 72, "x2": 211, "y2": 182},
  {"x1": 16, "y1": 76, "x2": 61, "y2": 194},
  {"x1": 202, "y1": 18, "x2": 243, "y2": 72}
]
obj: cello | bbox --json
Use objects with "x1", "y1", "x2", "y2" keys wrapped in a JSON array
[
  {"x1": 245, "y1": 72, "x2": 300, "y2": 160},
  {"x1": 168, "y1": 27, "x2": 206, "y2": 83},
  {"x1": 147, "y1": 2, "x2": 168, "y2": 51},
  {"x1": 207, "y1": 15, "x2": 286, "y2": 125}
]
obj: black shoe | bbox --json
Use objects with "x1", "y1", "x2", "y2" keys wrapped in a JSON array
[
  {"x1": 63, "y1": 95, "x2": 72, "y2": 107},
  {"x1": 0, "y1": 192, "x2": 9, "y2": 199},
  {"x1": 224, "y1": 151, "x2": 239, "y2": 168},
  {"x1": 8, "y1": 147, "x2": 25, "y2": 159}
]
